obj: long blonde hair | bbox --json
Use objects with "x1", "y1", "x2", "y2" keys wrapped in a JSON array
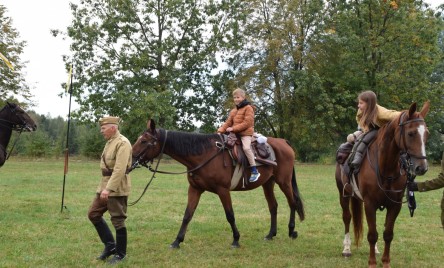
[{"x1": 358, "y1": 91, "x2": 378, "y2": 130}]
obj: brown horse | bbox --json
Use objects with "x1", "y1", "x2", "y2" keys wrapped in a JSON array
[
  {"x1": 0, "y1": 102, "x2": 37, "y2": 167},
  {"x1": 335, "y1": 101, "x2": 429, "y2": 268},
  {"x1": 132, "y1": 119, "x2": 305, "y2": 248}
]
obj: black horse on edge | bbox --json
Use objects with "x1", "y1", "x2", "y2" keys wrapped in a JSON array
[{"x1": 0, "y1": 102, "x2": 37, "y2": 167}]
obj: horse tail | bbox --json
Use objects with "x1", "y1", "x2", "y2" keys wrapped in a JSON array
[
  {"x1": 351, "y1": 197, "x2": 363, "y2": 247},
  {"x1": 291, "y1": 167, "x2": 305, "y2": 221}
]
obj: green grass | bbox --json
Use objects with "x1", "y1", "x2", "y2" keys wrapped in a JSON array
[{"x1": 0, "y1": 159, "x2": 443, "y2": 267}]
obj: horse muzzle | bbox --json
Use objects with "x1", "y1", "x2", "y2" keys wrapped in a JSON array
[
  {"x1": 26, "y1": 124, "x2": 37, "y2": 131},
  {"x1": 411, "y1": 158, "x2": 428, "y2": 176}
]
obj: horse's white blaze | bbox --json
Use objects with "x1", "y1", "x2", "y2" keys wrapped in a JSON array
[{"x1": 418, "y1": 125, "x2": 426, "y2": 156}]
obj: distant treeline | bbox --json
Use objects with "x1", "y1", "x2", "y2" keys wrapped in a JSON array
[{"x1": 7, "y1": 111, "x2": 443, "y2": 163}]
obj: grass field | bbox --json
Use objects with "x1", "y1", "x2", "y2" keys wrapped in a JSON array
[{"x1": 0, "y1": 158, "x2": 443, "y2": 267}]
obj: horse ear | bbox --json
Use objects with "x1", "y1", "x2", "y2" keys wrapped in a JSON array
[
  {"x1": 408, "y1": 102, "x2": 417, "y2": 117},
  {"x1": 419, "y1": 100, "x2": 430, "y2": 118},
  {"x1": 147, "y1": 119, "x2": 156, "y2": 134}
]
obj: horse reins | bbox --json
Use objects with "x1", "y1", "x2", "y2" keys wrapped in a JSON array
[
  {"x1": 128, "y1": 130, "x2": 168, "y2": 206},
  {"x1": 370, "y1": 112, "x2": 426, "y2": 207},
  {"x1": 129, "y1": 130, "x2": 225, "y2": 206}
]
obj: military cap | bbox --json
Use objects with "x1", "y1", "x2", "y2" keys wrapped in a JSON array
[{"x1": 99, "y1": 116, "x2": 121, "y2": 126}]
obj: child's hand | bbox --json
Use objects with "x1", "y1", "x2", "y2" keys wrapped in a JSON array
[{"x1": 227, "y1": 127, "x2": 233, "y2": 132}]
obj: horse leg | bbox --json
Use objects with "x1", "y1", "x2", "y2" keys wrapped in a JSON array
[
  {"x1": 216, "y1": 189, "x2": 240, "y2": 248},
  {"x1": 381, "y1": 204, "x2": 402, "y2": 268},
  {"x1": 0, "y1": 147, "x2": 5, "y2": 167},
  {"x1": 364, "y1": 204, "x2": 378, "y2": 268},
  {"x1": 262, "y1": 179, "x2": 277, "y2": 240},
  {"x1": 277, "y1": 181, "x2": 298, "y2": 239},
  {"x1": 340, "y1": 195, "x2": 352, "y2": 257},
  {"x1": 170, "y1": 185, "x2": 203, "y2": 249},
  {"x1": 336, "y1": 165, "x2": 352, "y2": 256}
]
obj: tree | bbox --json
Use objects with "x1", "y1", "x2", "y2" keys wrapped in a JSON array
[
  {"x1": 0, "y1": 5, "x2": 32, "y2": 107},
  {"x1": 218, "y1": 0, "x2": 443, "y2": 161},
  {"x1": 220, "y1": 0, "x2": 332, "y2": 161},
  {"x1": 54, "y1": 0, "x2": 245, "y2": 140},
  {"x1": 315, "y1": 0, "x2": 444, "y2": 159}
]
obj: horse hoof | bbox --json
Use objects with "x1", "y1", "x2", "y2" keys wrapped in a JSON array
[
  {"x1": 231, "y1": 242, "x2": 240, "y2": 248},
  {"x1": 264, "y1": 236, "x2": 273, "y2": 241},
  {"x1": 342, "y1": 252, "x2": 352, "y2": 257},
  {"x1": 169, "y1": 243, "x2": 180, "y2": 249},
  {"x1": 289, "y1": 231, "x2": 298, "y2": 239}
]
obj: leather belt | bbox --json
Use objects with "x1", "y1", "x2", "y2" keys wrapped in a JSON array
[
  {"x1": 102, "y1": 169, "x2": 130, "y2": 176},
  {"x1": 102, "y1": 169, "x2": 113, "y2": 176}
]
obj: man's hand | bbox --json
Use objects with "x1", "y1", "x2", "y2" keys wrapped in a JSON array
[{"x1": 100, "y1": 189, "x2": 110, "y2": 200}]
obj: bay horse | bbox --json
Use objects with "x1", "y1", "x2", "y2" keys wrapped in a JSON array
[
  {"x1": 0, "y1": 102, "x2": 37, "y2": 167},
  {"x1": 335, "y1": 101, "x2": 429, "y2": 268},
  {"x1": 132, "y1": 119, "x2": 305, "y2": 248}
]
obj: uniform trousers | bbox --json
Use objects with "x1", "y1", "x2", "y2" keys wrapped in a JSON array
[{"x1": 88, "y1": 194, "x2": 128, "y2": 230}]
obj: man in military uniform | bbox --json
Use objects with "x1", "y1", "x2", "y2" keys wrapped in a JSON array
[
  {"x1": 87, "y1": 116, "x2": 132, "y2": 264},
  {"x1": 411, "y1": 152, "x2": 444, "y2": 229}
]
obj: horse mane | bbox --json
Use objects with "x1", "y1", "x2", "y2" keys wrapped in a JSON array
[
  {"x1": 158, "y1": 129, "x2": 221, "y2": 156},
  {"x1": 0, "y1": 103, "x2": 16, "y2": 115},
  {"x1": 375, "y1": 107, "x2": 421, "y2": 145}
]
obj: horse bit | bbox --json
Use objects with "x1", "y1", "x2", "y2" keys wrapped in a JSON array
[{"x1": 374, "y1": 112, "x2": 426, "y2": 216}]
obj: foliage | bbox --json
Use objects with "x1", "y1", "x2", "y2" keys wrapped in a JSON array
[
  {"x1": 78, "y1": 123, "x2": 104, "y2": 159},
  {"x1": 213, "y1": 0, "x2": 443, "y2": 161},
  {"x1": 0, "y1": 5, "x2": 32, "y2": 107},
  {"x1": 5, "y1": 0, "x2": 442, "y2": 162},
  {"x1": 53, "y1": 0, "x2": 245, "y2": 134},
  {"x1": 8, "y1": 112, "x2": 145, "y2": 160}
]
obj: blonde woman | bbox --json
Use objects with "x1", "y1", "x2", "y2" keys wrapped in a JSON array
[{"x1": 348, "y1": 91, "x2": 401, "y2": 169}]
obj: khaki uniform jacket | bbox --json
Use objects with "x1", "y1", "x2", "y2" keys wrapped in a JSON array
[
  {"x1": 417, "y1": 153, "x2": 444, "y2": 229},
  {"x1": 356, "y1": 104, "x2": 401, "y2": 133},
  {"x1": 417, "y1": 153, "x2": 444, "y2": 192},
  {"x1": 97, "y1": 130, "x2": 132, "y2": 196},
  {"x1": 218, "y1": 104, "x2": 254, "y2": 136}
]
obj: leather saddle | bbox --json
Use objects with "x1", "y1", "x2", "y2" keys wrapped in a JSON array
[{"x1": 223, "y1": 133, "x2": 277, "y2": 167}]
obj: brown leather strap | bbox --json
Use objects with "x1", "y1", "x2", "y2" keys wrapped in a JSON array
[
  {"x1": 102, "y1": 154, "x2": 111, "y2": 170},
  {"x1": 101, "y1": 168, "x2": 130, "y2": 176},
  {"x1": 102, "y1": 169, "x2": 113, "y2": 176}
]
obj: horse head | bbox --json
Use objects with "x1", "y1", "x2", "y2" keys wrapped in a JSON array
[
  {"x1": 1, "y1": 102, "x2": 37, "y2": 132},
  {"x1": 131, "y1": 119, "x2": 161, "y2": 169},
  {"x1": 396, "y1": 101, "x2": 430, "y2": 176}
]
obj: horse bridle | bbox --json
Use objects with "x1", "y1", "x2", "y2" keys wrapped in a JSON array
[
  {"x1": 130, "y1": 129, "x2": 161, "y2": 171},
  {"x1": 129, "y1": 129, "x2": 225, "y2": 206},
  {"x1": 372, "y1": 112, "x2": 426, "y2": 179},
  {"x1": 398, "y1": 112, "x2": 427, "y2": 216},
  {"x1": 0, "y1": 104, "x2": 31, "y2": 131},
  {"x1": 398, "y1": 112, "x2": 427, "y2": 161},
  {"x1": 128, "y1": 129, "x2": 166, "y2": 206},
  {"x1": 0, "y1": 104, "x2": 29, "y2": 160},
  {"x1": 370, "y1": 112, "x2": 426, "y2": 213}
]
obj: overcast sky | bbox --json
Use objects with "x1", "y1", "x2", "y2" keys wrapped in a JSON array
[{"x1": 1, "y1": 0, "x2": 442, "y2": 118}]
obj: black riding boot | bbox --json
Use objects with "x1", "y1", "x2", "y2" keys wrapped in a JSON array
[
  {"x1": 350, "y1": 151, "x2": 364, "y2": 169},
  {"x1": 349, "y1": 140, "x2": 367, "y2": 170},
  {"x1": 93, "y1": 218, "x2": 116, "y2": 261},
  {"x1": 349, "y1": 130, "x2": 378, "y2": 171},
  {"x1": 108, "y1": 227, "x2": 127, "y2": 264}
]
